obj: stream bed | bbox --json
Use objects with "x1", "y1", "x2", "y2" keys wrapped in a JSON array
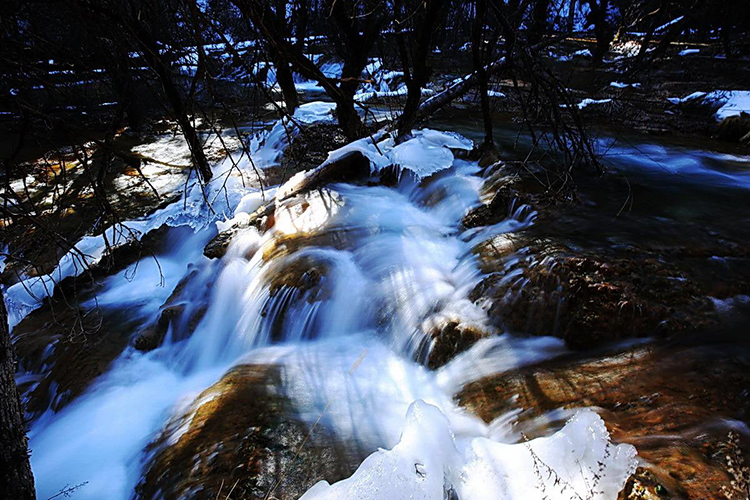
[{"x1": 9, "y1": 102, "x2": 750, "y2": 499}]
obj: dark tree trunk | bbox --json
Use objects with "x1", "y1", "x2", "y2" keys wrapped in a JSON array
[
  {"x1": 472, "y1": 0, "x2": 495, "y2": 148},
  {"x1": 567, "y1": 0, "x2": 577, "y2": 32},
  {"x1": 0, "y1": 291, "x2": 36, "y2": 500},
  {"x1": 230, "y1": 0, "x2": 368, "y2": 140},
  {"x1": 273, "y1": 54, "x2": 300, "y2": 113},
  {"x1": 395, "y1": 0, "x2": 448, "y2": 140},
  {"x1": 528, "y1": 0, "x2": 551, "y2": 46},
  {"x1": 588, "y1": 0, "x2": 613, "y2": 65},
  {"x1": 138, "y1": 43, "x2": 213, "y2": 183},
  {"x1": 272, "y1": 0, "x2": 299, "y2": 113},
  {"x1": 720, "y1": 26, "x2": 733, "y2": 59}
]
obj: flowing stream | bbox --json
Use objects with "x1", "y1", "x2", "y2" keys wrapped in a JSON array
[{"x1": 20, "y1": 101, "x2": 746, "y2": 499}]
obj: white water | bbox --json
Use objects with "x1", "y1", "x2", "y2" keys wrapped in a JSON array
[{"x1": 22, "y1": 103, "x2": 636, "y2": 499}]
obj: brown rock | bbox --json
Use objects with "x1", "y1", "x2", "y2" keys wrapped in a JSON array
[
  {"x1": 13, "y1": 301, "x2": 141, "y2": 420},
  {"x1": 133, "y1": 268, "x2": 211, "y2": 351},
  {"x1": 458, "y1": 339, "x2": 750, "y2": 499},
  {"x1": 136, "y1": 364, "x2": 364, "y2": 500},
  {"x1": 472, "y1": 246, "x2": 718, "y2": 349},
  {"x1": 423, "y1": 321, "x2": 490, "y2": 370}
]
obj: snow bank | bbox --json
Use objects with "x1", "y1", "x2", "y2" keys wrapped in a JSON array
[
  {"x1": 667, "y1": 90, "x2": 750, "y2": 120},
  {"x1": 610, "y1": 81, "x2": 640, "y2": 89},
  {"x1": 678, "y1": 48, "x2": 700, "y2": 56},
  {"x1": 323, "y1": 129, "x2": 473, "y2": 179},
  {"x1": 710, "y1": 91, "x2": 750, "y2": 120},
  {"x1": 4, "y1": 101, "x2": 339, "y2": 329},
  {"x1": 301, "y1": 402, "x2": 636, "y2": 500}
]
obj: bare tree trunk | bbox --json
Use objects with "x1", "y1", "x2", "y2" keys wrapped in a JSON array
[
  {"x1": 139, "y1": 44, "x2": 213, "y2": 183},
  {"x1": 588, "y1": 0, "x2": 613, "y2": 65},
  {"x1": 273, "y1": 54, "x2": 300, "y2": 113},
  {"x1": 395, "y1": 0, "x2": 448, "y2": 140},
  {"x1": 0, "y1": 291, "x2": 36, "y2": 500},
  {"x1": 528, "y1": 0, "x2": 551, "y2": 45},
  {"x1": 567, "y1": 0, "x2": 577, "y2": 32},
  {"x1": 472, "y1": 0, "x2": 496, "y2": 149}
]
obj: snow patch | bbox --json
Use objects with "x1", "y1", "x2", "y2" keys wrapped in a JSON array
[{"x1": 301, "y1": 402, "x2": 636, "y2": 500}]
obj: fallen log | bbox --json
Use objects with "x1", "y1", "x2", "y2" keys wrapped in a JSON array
[{"x1": 203, "y1": 148, "x2": 372, "y2": 258}]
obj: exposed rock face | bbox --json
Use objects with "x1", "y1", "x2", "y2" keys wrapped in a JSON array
[
  {"x1": 716, "y1": 112, "x2": 750, "y2": 143},
  {"x1": 462, "y1": 158, "x2": 750, "y2": 350},
  {"x1": 13, "y1": 299, "x2": 142, "y2": 420},
  {"x1": 457, "y1": 337, "x2": 750, "y2": 499},
  {"x1": 203, "y1": 229, "x2": 242, "y2": 260},
  {"x1": 136, "y1": 364, "x2": 363, "y2": 500},
  {"x1": 133, "y1": 268, "x2": 210, "y2": 352},
  {"x1": 471, "y1": 247, "x2": 718, "y2": 349},
  {"x1": 462, "y1": 185, "x2": 520, "y2": 229},
  {"x1": 279, "y1": 124, "x2": 349, "y2": 175},
  {"x1": 423, "y1": 321, "x2": 489, "y2": 370},
  {"x1": 203, "y1": 149, "x2": 369, "y2": 260}
]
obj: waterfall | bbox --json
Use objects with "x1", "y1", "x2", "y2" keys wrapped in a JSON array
[{"x1": 24, "y1": 102, "x2": 636, "y2": 500}]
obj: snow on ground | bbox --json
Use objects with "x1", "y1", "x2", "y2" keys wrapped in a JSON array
[
  {"x1": 710, "y1": 91, "x2": 750, "y2": 120},
  {"x1": 667, "y1": 90, "x2": 750, "y2": 120},
  {"x1": 679, "y1": 48, "x2": 700, "y2": 56},
  {"x1": 610, "y1": 40, "x2": 641, "y2": 58},
  {"x1": 610, "y1": 81, "x2": 641, "y2": 89},
  {"x1": 4, "y1": 101, "x2": 339, "y2": 329}
]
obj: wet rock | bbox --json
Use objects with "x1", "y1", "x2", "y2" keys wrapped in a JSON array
[
  {"x1": 472, "y1": 247, "x2": 718, "y2": 349},
  {"x1": 136, "y1": 364, "x2": 363, "y2": 500},
  {"x1": 203, "y1": 229, "x2": 239, "y2": 260},
  {"x1": 462, "y1": 185, "x2": 520, "y2": 228},
  {"x1": 261, "y1": 255, "x2": 333, "y2": 342},
  {"x1": 716, "y1": 112, "x2": 750, "y2": 143},
  {"x1": 457, "y1": 338, "x2": 750, "y2": 499},
  {"x1": 267, "y1": 255, "x2": 330, "y2": 302},
  {"x1": 261, "y1": 230, "x2": 354, "y2": 263},
  {"x1": 13, "y1": 300, "x2": 142, "y2": 420},
  {"x1": 619, "y1": 468, "x2": 673, "y2": 499},
  {"x1": 133, "y1": 268, "x2": 211, "y2": 352},
  {"x1": 424, "y1": 321, "x2": 489, "y2": 370},
  {"x1": 133, "y1": 304, "x2": 185, "y2": 352},
  {"x1": 279, "y1": 124, "x2": 349, "y2": 179},
  {"x1": 203, "y1": 151, "x2": 368, "y2": 260}
]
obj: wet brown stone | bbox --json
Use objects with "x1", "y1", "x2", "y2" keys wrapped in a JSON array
[
  {"x1": 716, "y1": 113, "x2": 750, "y2": 143},
  {"x1": 136, "y1": 364, "x2": 363, "y2": 500},
  {"x1": 463, "y1": 186, "x2": 521, "y2": 228},
  {"x1": 267, "y1": 256, "x2": 329, "y2": 302},
  {"x1": 279, "y1": 123, "x2": 349, "y2": 180},
  {"x1": 424, "y1": 321, "x2": 490, "y2": 370},
  {"x1": 471, "y1": 244, "x2": 718, "y2": 349},
  {"x1": 133, "y1": 268, "x2": 211, "y2": 352},
  {"x1": 13, "y1": 300, "x2": 142, "y2": 419},
  {"x1": 457, "y1": 339, "x2": 750, "y2": 499}
]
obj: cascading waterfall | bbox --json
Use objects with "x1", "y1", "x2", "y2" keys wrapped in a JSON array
[{"x1": 20, "y1": 102, "x2": 636, "y2": 500}]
